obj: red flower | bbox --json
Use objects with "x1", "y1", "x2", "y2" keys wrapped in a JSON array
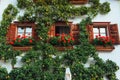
[
  {"x1": 13, "y1": 38, "x2": 16, "y2": 41},
  {"x1": 61, "y1": 33, "x2": 65, "y2": 38},
  {"x1": 70, "y1": 33, "x2": 73, "y2": 37},
  {"x1": 55, "y1": 34, "x2": 60, "y2": 37},
  {"x1": 17, "y1": 35, "x2": 21, "y2": 38},
  {"x1": 9, "y1": 42, "x2": 14, "y2": 45},
  {"x1": 29, "y1": 39, "x2": 33, "y2": 43},
  {"x1": 71, "y1": 37, "x2": 74, "y2": 41},
  {"x1": 98, "y1": 34, "x2": 101, "y2": 36},
  {"x1": 96, "y1": 35, "x2": 98, "y2": 38},
  {"x1": 68, "y1": 38, "x2": 71, "y2": 43},
  {"x1": 18, "y1": 40, "x2": 21, "y2": 42},
  {"x1": 111, "y1": 39, "x2": 115, "y2": 43},
  {"x1": 22, "y1": 34, "x2": 27, "y2": 39},
  {"x1": 63, "y1": 40, "x2": 66, "y2": 43}
]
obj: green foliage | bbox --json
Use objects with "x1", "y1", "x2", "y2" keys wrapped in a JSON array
[
  {"x1": 17, "y1": 0, "x2": 33, "y2": 9},
  {"x1": 0, "y1": 43, "x2": 21, "y2": 62},
  {"x1": 21, "y1": 50, "x2": 41, "y2": 64},
  {"x1": 10, "y1": 36, "x2": 35, "y2": 47},
  {"x1": 0, "y1": 4, "x2": 18, "y2": 63},
  {"x1": 0, "y1": 66, "x2": 9, "y2": 80},
  {"x1": 0, "y1": 4, "x2": 18, "y2": 36},
  {"x1": 92, "y1": 35, "x2": 113, "y2": 47},
  {"x1": 11, "y1": 57, "x2": 17, "y2": 69},
  {"x1": 9, "y1": 63, "x2": 43, "y2": 80},
  {"x1": 106, "y1": 73, "x2": 118, "y2": 80},
  {"x1": 0, "y1": 0, "x2": 118, "y2": 79},
  {"x1": 99, "y1": 2, "x2": 111, "y2": 14}
]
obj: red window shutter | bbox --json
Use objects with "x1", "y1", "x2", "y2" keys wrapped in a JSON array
[
  {"x1": 109, "y1": 24, "x2": 119, "y2": 44},
  {"x1": 32, "y1": 24, "x2": 38, "y2": 40},
  {"x1": 48, "y1": 25, "x2": 55, "y2": 37},
  {"x1": 71, "y1": 24, "x2": 80, "y2": 43},
  {"x1": 86, "y1": 25, "x2": 94, "y2": 43},
  {"x1": 6, "y1": 23, "x2": 17, "y2": 43}
]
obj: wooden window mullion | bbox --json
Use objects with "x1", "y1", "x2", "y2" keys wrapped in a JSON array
[
  {"x1": 24, "y1": 27, "x2": 26, "y2": 36},
  {"x1": 98, "y1": 27, "x2": 100, "y2": 35}
]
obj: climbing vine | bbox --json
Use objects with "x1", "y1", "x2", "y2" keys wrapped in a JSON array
[
  {"x1": 0, "y1": 4, "x2": 21, "y2": 64},
  {"x1": 0, "y1": 0, "x2": 119, "y2": 80},
  {"x1": 0, "y1": 4, "x2": 18, "y2": 37}
]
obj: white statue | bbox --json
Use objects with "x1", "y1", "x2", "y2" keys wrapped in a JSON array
[{"x1": 65, "y1": 67, "x2": 72, "y2": 80}]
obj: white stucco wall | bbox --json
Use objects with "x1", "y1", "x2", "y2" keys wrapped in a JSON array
[{"x1": 0, "y1": 0, "x2": 120, "y2": 79}]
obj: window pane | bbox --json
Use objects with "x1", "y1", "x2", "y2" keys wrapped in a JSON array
[
  {"x1": 100, "y1": 28, "x2": 105, "y2": 34},
  {"x1": 100, "y1": 28, "x2": 106, "y2": 36},
  {"x1": 55, "y1": 26, "x2": 70, "y2": 35},
  {"x1": 18, "y1": 27, "x2": 24, "y2": 36},
  {"x1": 26, "y1": 27, "x2": 32, "y2": 37},
  {"x1": 93, "y1": 28, "x2": 99, "y2": 38},
  {"x1": 93, "y1": 28, "x2": 99, "y2": 34}
]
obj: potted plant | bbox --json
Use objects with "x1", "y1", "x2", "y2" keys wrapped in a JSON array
[
  {"x1": 9, "y1": 35, "x2": 34, "y2": 51},
  {"x1": 92, "y1": 34, "x2": 115, "y2": 51},
  {"x1": 49, "y1": 33, "x2": 75, "y2": 51}
]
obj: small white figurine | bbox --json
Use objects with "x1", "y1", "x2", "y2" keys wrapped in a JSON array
[{"x1": 65, "y1": 67, "x2": 72, "y2": 80}]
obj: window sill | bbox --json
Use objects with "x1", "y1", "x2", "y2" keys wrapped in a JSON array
[
  {"x1": 95, "y1": 46, "x2": 115, "y2": 52},
  {"x1": 54, "y1": 46, "x2": 73, "y2": 51},
  {"x1": 13, "y1": 46, "x2": 32, "y2": 51}
]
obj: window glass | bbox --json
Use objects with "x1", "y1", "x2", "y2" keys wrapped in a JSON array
[
  {"x1": 100, "y1": 28, "x2": 106, "y2": 36},
  {"x1": 55, "y1": 26, "x2": 70, "y2": 35},
  {"x1": 17, "y1": 26, "x2": 32, "y2": 37},
  {"x1": 93, "y1": 28, "x2": 99, "y2": 38},
  {"x1": 18, "y1": 27, "x2": 24, "y2": 36},
  {"x1": 26, "y1": 27, "x2": 32, "y2": 37},
  {"x1": 93, "y1": 27, "x2": 106, "y2": 38}
]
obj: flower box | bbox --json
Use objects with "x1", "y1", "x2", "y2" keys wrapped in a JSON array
[
  {"x1": 13, "y1": 46, "x2": 32, "y2": 51},
  {"x1": 95, "y1": 46, "x2": 115, "y2": 51},
  {"x1": 54, "y1": 46, "x2": 73, "y2": 51},
  {"x1": 70, "y1": 0, "x2": 88, "y2": 4}
]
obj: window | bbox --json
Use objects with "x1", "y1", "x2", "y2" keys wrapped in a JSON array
[
  {"x1": 48, "y1": 21, "x2": 80, "y2": 44},
  {"x1": 91, "y1": 22, "x2": 110, "y2": 39},
  {"x1": 87, "y1": 22, "x2": 120, "y2": 44},
  {"x1": 6, "y1": 22, "x2": 36, "y2": 44},
  {"x1": 55, "y1": 26, "x2": 70, "y2": 35},
  {"x1": 17, "y1": 26, "x2": 32, "y2": 37},
  {"x1": 93, "y1": 27, "x2": 107, "y2": 38}
]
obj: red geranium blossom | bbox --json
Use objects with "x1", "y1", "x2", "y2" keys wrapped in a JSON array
[
  {"x1": 9, "y1": 35, "x2": 34, "y2": 46},
  {"x1": 29, "y1": 39, "x2": 33, "y2": 43},
  {"x1": 9, "y1": 42, "x2": 14, "y2": 45},
  {"x1": 49, "y1": 33, "x2": 75, "y2": 46},
  {"x1": 93, "y1": 35, "x2": 113, "y2": 46}
]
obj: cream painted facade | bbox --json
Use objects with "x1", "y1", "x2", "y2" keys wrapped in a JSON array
[{"x1": 0, "y1": 0, "x2": 120, "y2": 79}]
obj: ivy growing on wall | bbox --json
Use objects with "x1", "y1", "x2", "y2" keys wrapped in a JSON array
[
  {"x1": 0, "y1": 4, "x2": 21, "y2": 64},
  {"x1": 0, "y1": 4, "x2": 18, "y2": 37},
  {"x1": 0, "y1": 0, "x2": 119, "y2": 80}
]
